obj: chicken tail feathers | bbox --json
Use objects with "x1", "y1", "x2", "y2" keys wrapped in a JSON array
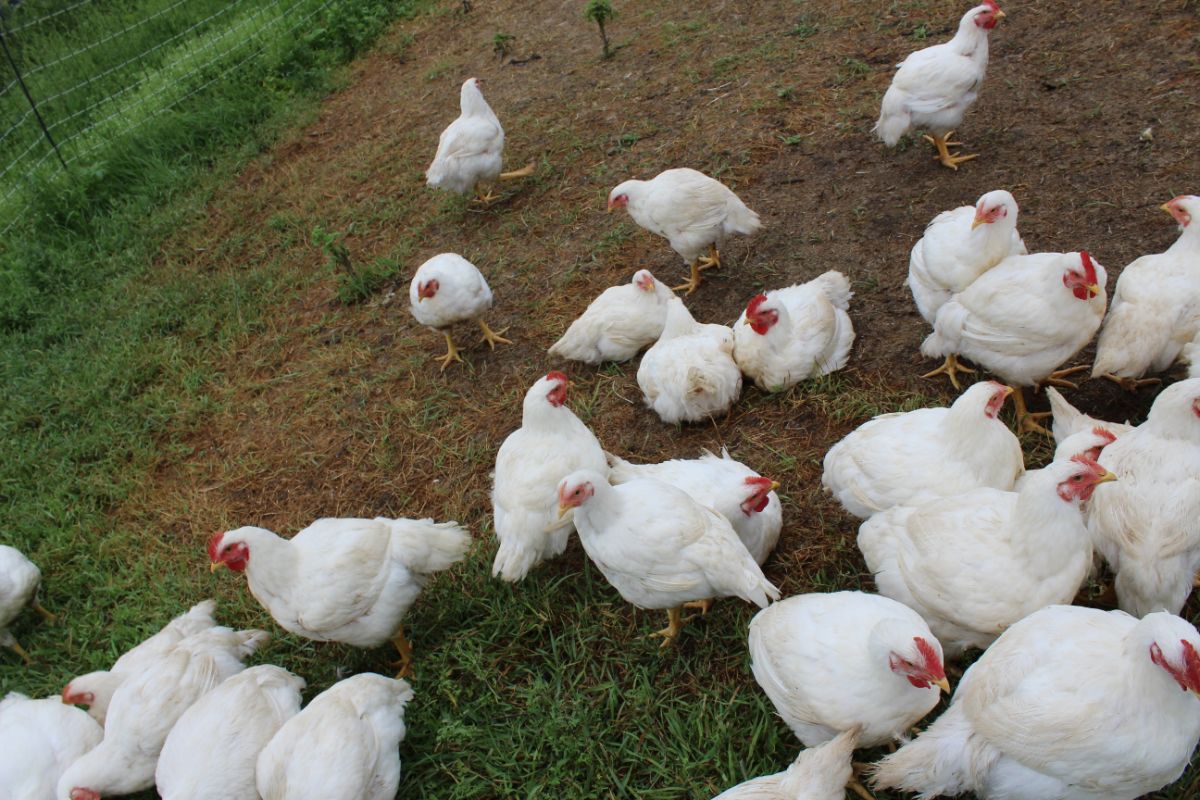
[
  {"x1": 725, "y1": 198, "x2": 762, "y2": 237},
  {"x1": 813, "y1": 270, "x2": 853, "y2": 311},
  {"x1": 870, "y1": 705, "x2": 980, "y2": 799},
  {"x1": 604, "y1": 451, "x2": 637, "y2": 483},
  {"x1": 874, "y1": 86, "x2": 911, "y2": 147},
  {"x1": 491, "y1": 535, "x2": 539, "y2": 583},
  {"x1": 382, "y1": 518, "x2": 472, "y2": 575}
]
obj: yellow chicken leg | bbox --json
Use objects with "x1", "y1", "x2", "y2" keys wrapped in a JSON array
[
  {"x1": 646, "y1": 606, "x2": 685, "y2": 648},
  {"x1": 1098, "y1": 373, "x2": 1161, "y2": 392},
  {"x1": 672, "y1": 246, "x2": 721, "y2": 295},
  {"x1": 683, "y1": 598, "x2": 714, "y2": 618},
  {"x1": 32, "y1": 599, "x2": 55, "y2": 623},
  {"x1": 921, "y1": 354, "x2": 975, "y2": 390},
  {"x1": 1010, "y1": 386, "x2": 1052, "y2": 436},
  {"x1": 478, "y1": 319, "x2": 512, "y2": 349},
  {"x1": 389, "y1": 625, "x2": 414, "y2": 679},
  {"x1": 436, "y1": 331, "x2": 464, "y2": 371},
  {"x1": 1037, "y1": 364, "x2": 1090, "y2": 390},
  {"x1": 8, "y1": 640, "x2": 32, "y2": 665},
  {"x1": 922, "y1": 130, "x2": 978, "y2": 170},
  {"x1": 499, "y1": 162, "x2": 535, "y2": 180}
]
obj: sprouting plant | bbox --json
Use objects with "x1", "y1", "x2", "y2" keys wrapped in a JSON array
[
  {"x1": 584, "y1": 0, "x2": 617, "y2": 60},
  {"x1": 312, "y1": 225, "x2": 352, "y2": 276},
  {"x1": 492, "y1": 32, "x2": 515, "y2": 60}
]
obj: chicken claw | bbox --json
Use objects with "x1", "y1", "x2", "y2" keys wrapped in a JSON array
[
  {"x1": 32, "y1": 599, "x2": 55, "y2": 623},
  {"x1": 478, "y1": 319, "x2": 512, "y2": 349},
  {"x1": 7, "y1": 640, "x2": 32, "y2": 665},
  {"x1": 499, "y1": 162, "x2": 535, "y2": 180},
  {"x1": 389, "y1": 626, "x2": 414, "y2": 679},
  {"x1": 921, "y1": 353, "x2": 975, "y2": 390},
  {"x1": 922, "y1": 131, "x2": 978, "y2": 170},
  {"x1": 1010, "y1": 387, "x2": 1052, "y2": 436},
  {"x1": 646, "y1": 606, "x2": 685, "y2": 649},
  {"x1": 672, "y1": 245, "x2": 722, "y2": 295},
  {"x1": 436, "y1": 332, "x2": 464, "y2": 371},
  {"x1": 1098, "y1": 373, "x2": 1161, "y2": 392},
  {"x1": 1037, "y1": 364, "x2": 1090, "y2": 391},
  {"x1": 683, "y1": 598, "x2": 714, "y2": 618}
]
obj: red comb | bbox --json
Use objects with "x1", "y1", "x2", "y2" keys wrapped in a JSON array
[
  {"x1": 1091, "y1": 426, "x2": 1118, "y2": 444},
  {"x1": 914, "y1": 637, "x2": 945, "y2": 680},
  {"x1": 1080, "y1": 251, "x2": 1098, "y2": 286},
  {"x1": 1184, "y1": 640, "x2": 1200, "y2": 689},
  {"x1": 1069, "y1": 454, "x2": 1108, "y2": 475},
  {"x1": 206, "y1": 531, "x2": 223, "y2": 562},
  {"x1": 546, "y1": 371, "x2": 568, "y2": 384},
  {"x1": 983, "y1": 0, "x2": 1000, "y2": 10},
  {"x1": 746, "y1": 293, "x2": 768, "y2": 316},
  {"x1": 744, "y1": 476, "x2": 774, "y2": 488}
]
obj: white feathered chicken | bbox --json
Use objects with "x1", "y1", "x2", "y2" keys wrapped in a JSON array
[
  {"x1": 156, "y1": 665, "x2": 304, "y2": 800},
  {"x1": 872, "y1": 605, "x2": 1200, "y2": 800},
  {"x1": 491, "y1": 371, "x2": 608, "y2": 582},
  {"x1": 1087, "y1": 378, "x2": 1200, "y2": 617},
  {"x1": 607, "y1": 448, "x2": 782, "y2": 565},
  {"x1": 733, "y1": 272, "x2": 855, "y2": 391},
  {"x1": 638, "y1": 298, "x2": 742, "y2": 424},
  {"x1": 748, "y1": 591, "x2": 948, "y2": 749},
  {"x1": 712, "y1": 727, "x2": 859, "y2": 800},
  {"x1": 1092, "y1": 195, "x2": 1200, "y2": 389},
  {"x1": 63, "y1": 599, "x2": 218, "y2": 726},
  {"x1": 209, "y1": 516, "x2": 470, "y2": 676},
  {"x1": 558, "y1": 469, "x2": 780, "y2": 646},
  {"x1": 875, "y1": 1, "x2": 1006, "y2": 169},
  {"x1": 822, "y1": 381, "x2": 1023, "y2": 519},
  {"x1": 409, "y1": 252, "x2": 510, "y2": 370},
  {"x1": 608, "y1": 168, "x2": 761, "y2": 294},
  {"x1": 858, "y1": 456, "x2": 1115, "y2": 656},
  {"x1": 57, "y1": 626, "x2": 268, "y2": 800},
  {"x1": 0, "y1": 693, "x2": 102, "y2": 800},
  {"x1": 548, "y1": 269, "x2": 674, "y2": 363},
  {"x1": 255, "y1": 674, "x2": 413, "y2": 800},
  {"x1": 425, "y1": 77, "x2": 532, "y2": 201},
  {"x1": 921, "y1": 251, "x2": 1108, "y2": 433},
  {"x1": 0, "y1": 544, "x2": 52, "y2": 664},
  {"x1": 1044, "y1": 386, "x2": 1133, "y2": 445}
]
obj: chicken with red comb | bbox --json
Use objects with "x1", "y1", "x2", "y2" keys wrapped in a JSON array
[
  {"x1": 548, "y1": 269, "x2": 675, "y2": 364},
  {"x1": 637, "y1": 298, "x2": 742, "y2": 424},
  {"x1": 409, "y1": 252, "x2": 510, "y2": 371},
  {"x1": 0, "y1": 692, "x2": 102, "y2": 800}
]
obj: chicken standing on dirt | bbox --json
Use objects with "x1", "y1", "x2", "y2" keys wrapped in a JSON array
[
  {"x1": 209, "y1": 515, "x2": 470, "y2": 677},
  {"x1": 638, "y1": 297, "x2": 742, "y2": 424},
  {"x1": 872, "y1": 605, "x2": 1200, "y2": 800},
  {"x1": 491, "y1": 371, "x2": 608, "y2": 582},
  {"x1": 425, "y1": 77, "x2": 533, "y2": 202},
  {"x1": 548, "y1": 269, "x2": 674, "y2": 364},
  {"x1": 875, "y1": 1, "x2": 1006, "y2": 169},
  {"x1": 558, "y1": 469, "x2": 779, "y2": 646},
  {"x1": 409, "y1": 252, "x2": 510, "y2": 370},
  {"x1": 733, "y1": 271, "x2": 856, "y2": 391},
  {"x1": 0, "y1": 544, "x2": 53, "y2": 664},
  {"x1": 1092, "y1": 195, "x2": 1200, "y2": 390},
  {"x1": 712, "y1": 727, "x2": 860, "y2": 800},
  {"x1": 0, "y1": 692, "x2": 102, "y2": 800},
  {"x1": 608, "y1": 168, "x2": 761, "y2": 294}
]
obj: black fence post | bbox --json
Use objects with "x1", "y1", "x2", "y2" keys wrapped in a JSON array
[{"x1": 0, "y1": 16, "x2": 68, "y2": 171}]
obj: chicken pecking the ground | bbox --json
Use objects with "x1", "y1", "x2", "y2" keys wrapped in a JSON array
[
  {"x1": 858, "y1": 455, "x2": 1115, "y2": 657},
  {"x1": 0, "y1": 544, "x2": 53, "y2": 665},
  {"x1": 491, "y1": 371, "x2": 608, "y2": 582},
  {"x1": 425, "y1": 77, "x2": 533, "y2": 203},
  {"x1": 548, "y1": 269, "x2": 675, "y2": 364},
  {"x1": 732, "y1": 271, "x2": 856, "y2": 391},
  {"x1": 608, "y1": 168, "x2": 761, "y2": 294},
  {"x1": 558, "y1": 469, "x2": 779, "y2": 647},
  {"x1": 638, "y1": 297, "x2": 742, "y2": 424},
  {"x1": 409, "y1": 252, "x2": 511, "y2": 370},
  {"x1": 921, "y1": 251, "x2": 1108, "y2": 434},
  {"x1": 875, "y1": 1, "x2": 1006, "y2": 169},
  {"x1": 0, "y1": 692, "x2": 102, "y2": 800},
  {"x1": 871, "y1": 605, "x2": 1200, "y2": 800},
  {"x1": 1092, "y1": 195, "x2": 1200, "y2": 390},
  {"x1": 712, "y1": 727, "x2": 860, "y2": 800},
  {"x1": 822, "y1": 381, "x2": 1023, "y2": 519},
  {"x1": 209, "y1": 516, "x2": 470, "y2": 677}
]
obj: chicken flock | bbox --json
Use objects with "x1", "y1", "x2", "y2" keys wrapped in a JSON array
[{"x1": 4, "y1": 3, "x2": 1200, "y2": 799}]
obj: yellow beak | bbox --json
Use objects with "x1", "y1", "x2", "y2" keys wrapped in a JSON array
[
  {"x1": 1001, "y1": 385, "x2": 1014, "y2": 398},
  {"x1": 557, "y1": 503, "x2": 570, "y2": 519},
  {"x1": 418, "y1": 296, "x2": 426, "y2": 302},
  {"x1": 1095, "y1": 469, "x2": 1117, "y2": 485},
  {"x1": 994, "y1": 10, "x2": 1005, "y2": 20},
  {"x1": 742, "y1": 317, "x2": 753, "y2": 326},
  {"x1": 1161, "y1": 202, "x2": 1174, "y2": 214},
  {"x1": 209, "y1": 562, "x2": 222, "y2": 573},
  {"x1": 1086, "y1": 284, "x2": 1101, "y2": 295},
  {"x1": 935, "y1": 677, "x2": 951, "y2": 694},
  {"x1": 768, "y1": 480, "x2": 781, "y2": 492},
  {"x1": 971, "y1": 214, "x2": 986, "y2": 230}
]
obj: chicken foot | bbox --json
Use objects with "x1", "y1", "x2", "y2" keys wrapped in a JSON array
[
  {"x1": 921, "y1": 353, "x2": 975, "y2": 390},
  {"x1": 848, "y1": 763, "x2": 877, "y2": 800},
  {"x1": 646, "y1": 605, "x2": 685, "y2": 649},
  {"x1": 388, "y1": 626, "x2": 415, "y2": 679},
  {"x1": 1036, "y1": 364, "x2": 1090, "y2": 391},
  {"x1": 1098, "y1": 372, "x2": 1161, "y2": 392},
  {"x1": 499, "y1": 162, "x2": 535, "y2": 180},
  {"x1": 31, "y1": 599, "x2": 55, "y2": 622},
  {"x1": 673, "y1": 245, "x2": 721, "y2": 295},
  {"x1": 682, "y1": 598, "x2": 714, "y2": 618},
  {"x1": 436, "y1": 331, "x2": 464, "y2": 371},
  {"x1": 1010, "y1": 386, "x2": 1052, "y2": 436},
  {"x1": 478, "y1": 319, "x2": 512, "y2": 349},
  {"x1": 922, "y1": 130, "x2": 978, "y2": 170},
  {"x1": 6, "y1": 639, "x2": 32, "y2": 665}
]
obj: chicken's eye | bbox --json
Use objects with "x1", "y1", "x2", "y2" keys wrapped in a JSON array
[{"x1": 1072, "y1": 475, "x2": 1083, "y2": 482}]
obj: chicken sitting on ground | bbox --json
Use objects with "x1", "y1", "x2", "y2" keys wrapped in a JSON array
[
  {"x1": 733, "y1": 272, "x2": 856, "y2": 391},
  {"x1": 63, "y1": 599, "x2": 217, "y2": 726},
  {"x1": 822, "y1": 381, "x2": 1023, "y2": 519},
  {"x1": 875, "y1": 2, "x2": 1006, "y2": 169},
  {"x1": 858, "y1": 456, "x2": 1115, "y2": 657},
  {"x1": 409, "y1": 252, "x2": 510, "y2": 370},
  {"x1": 156, "y1": 665, "x2": 305, "y2": 800},
  {"x1": 712, "y1": 727, "x2": 860, "y2": 800},
  {"x1": 425, "y1": 77, "x2": 533, "y2": 202},
  {"x1": 548, "y1": 269, "x2": 675, "y2": 363},
  {"x1": 0, "y1": 692, "x2": 102, "y2": 800},
  {"x1": 209, "y1": 516, "x2": 470, "y2": 677},
  {"x1": 872, "y1": 606, "x2": 1200, "y2": 800},
  {"x1": 1092, "y1": 195, "x2": 1200, "y2": 390},
  {"x1": 255, "y1": 674, "x2": 413, "y2": 800},
  {"x1": 558, "y1": 470, "x2": 780, "y2": 646},
  {"x1": 638, "y1": 298, "x2": 742, "y2": 424},
  {"x1": 607, "y1": 448, "x2": 782, "y2": 565},
  {"x1": 748, "y1": 591, "x2": 948, "y2": 751},
  {"x1": 0, "y1": 544, "x2": 53, "y2": 664},
  {"x1": 491, "y1": 371, "x2": 608, "y2": 582},
  {"x1": 608, "y1": 168, "x2": 761, "y2": 294},
  {"x1": 921, "y1": 251, "x2": 1108, "y2": 434},
  {"x1": 1087, "y1": 378, "x2": 1200, "y2": 617},
  {"x1": 1044, "y1": 385, "x2": 1133, "y2": 445},
  {"x1": 58, "y1": 626, "x2": 268, "y2": 800}
]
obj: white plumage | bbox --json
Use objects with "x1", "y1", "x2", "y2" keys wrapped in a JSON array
[
  {"x1": 1044, "y1": 386, "x2": 1133, "y2": 445},
  {"x1": 733, "y1": 272, "x2": 855, "y2": 390},
  {"x1": 638, "y1": 298, "x2": 742, "y2": 424},
  {"x1": 425, "y1": 77, "x2": 504, "y2": 195},
  {"x1": 0, "y1": 693, "x2": 102, "y2": 800},
  {"x1": 548, "y1": 269, "x2": 674, "y2": 364},
  {"x1": 712, "y1": 728, "x2": 858, "y2": 800},
  {"x1": 409, "y1": 252, "x2": 508, "y2": 369},
  {"x1": 0, "y1": 544, "x2": 46, "y2": 664}
]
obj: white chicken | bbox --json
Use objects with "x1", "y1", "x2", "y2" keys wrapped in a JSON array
[
  {"x1": 548, "y1": 269, "x2": 674, "y2": 363},
  {"x1": 1086, "y1": 377, "x2": 1200, "y2": 617},
  {"x1": 255, "y1": 673, "x2": 413, "y2": 800},
  {"x1": 733, "y1": 272, "x2": 856, "y2": 391},
  {"x1": 1092, "y1": 195, "x2": 1200, "y2": 389},
  {"x1": 425, "y1": 77, "x2": 532, "y2": 201},
  {"x1": 608, "y1": 168, "x2": 761, "y2": 294},
  {"x1": 921, "y1": 251, "x2": 1108, "y2": 433},
  {"x1": 638, "y1": 298, "x2": 742, "y2": 424},
  {"x1": 712, "y1": 727, "x2": 859, "y2": 800},
  {"x1": 872, "y1": 605, "x2": 1200, "y2": 800},
  {"x1": 858, "y1": 455, "x2": 1115, "y2": 656},
  {"x1": 491, "y1": 371, "x2": 608, "y2": 582},
  {"x1": 606, "y1": 448, "x2": 782, "y2": 565},
  {"x1": 0, "y1": 693, "x2": 102, "y2": 800},
  {"x1": 63, "y1": 599, "x2": 218, "y2": 726},
  {"x1": 0, "y1": 544, "x2": 52, "y2": 664},
  {"x1": 409, "y1": 252, "x2": 511, "y2": 370},
  {"x1": 822, "y1": 381, "x2": 1023, "y2": 519},
  {"x1": 748, "y1": 591, "x2": 948, "y2": 749},
  {"x1": 875, "y1": 1, "x2": 1006, "y2": 169},
  {"x1": 209, "y1": 516, "x2": 470, "y2": 676},
  {"x1": 155, "y1": 665, "x2": 305, "y2": 800},
  {"x1": 1044, "y1": 385, "x2": 1133, "y2": 445},
  {"x1": 557, "y1": 469, "x2": 780, "y2": 646},
  {"x1": 57, "y1": 626, "x2": 268, "y2": 800}
]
